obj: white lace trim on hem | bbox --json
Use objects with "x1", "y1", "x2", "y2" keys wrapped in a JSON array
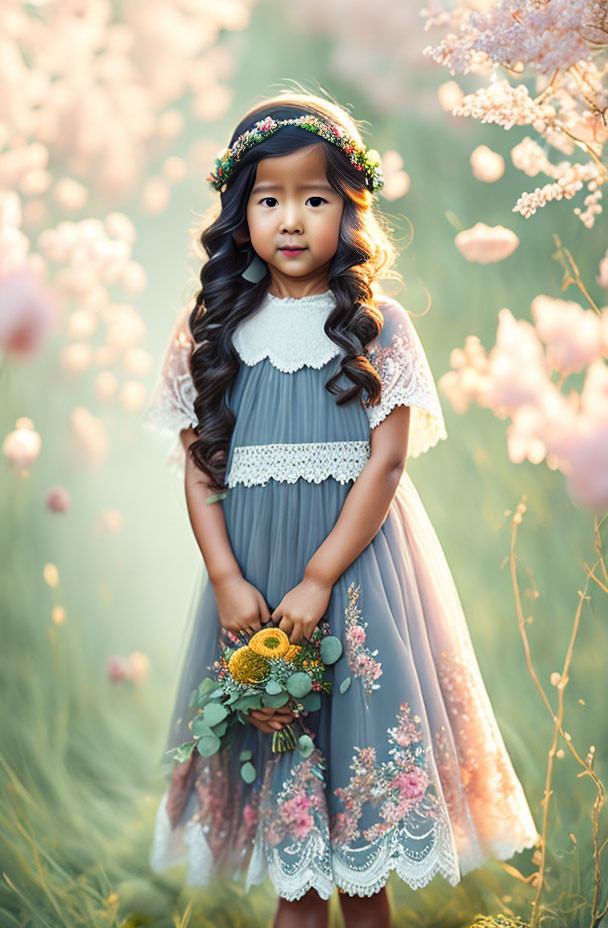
[
  {"x1": 149, "y1": 788, "x2": 539, "y2": 901},
  {"x1": 226, "y1": 440, "x2": 371, "y2": 488}
]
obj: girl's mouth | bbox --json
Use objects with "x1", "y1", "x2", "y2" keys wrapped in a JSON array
[{"x1": 279, "y1": 246, "x2": 307, "y2": 256}]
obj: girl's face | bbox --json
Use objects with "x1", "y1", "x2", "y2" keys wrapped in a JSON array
[{"x1": 245, "y1": 144, "x2": 344, "y2": 295}]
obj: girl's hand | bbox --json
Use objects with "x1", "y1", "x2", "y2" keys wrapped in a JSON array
[
  {"x1": 213, "y1": 573, "x2": 271, "y2": 635},
  {"x1": 270, "y1": 574, "x2": 333, "y2": 644},
  {"x1": 248, "y1": 705, "x2": 295, "y2": 733}
]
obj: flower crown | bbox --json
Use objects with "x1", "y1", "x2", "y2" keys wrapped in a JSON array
[{"x1": 206, "y1": 113, "x2": 385, "y2": 194}]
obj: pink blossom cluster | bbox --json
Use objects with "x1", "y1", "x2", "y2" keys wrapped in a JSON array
[
  {"x1": 343, "y1": 581, "x2": 383, "y2": 697},
  {"x1": 439, "y1": 297, "x2": 608, "y2": 510},
  {"x1": 422, "y1": 3, "x2": 608, "y2": 226},
  {"x1": 422, "y1": 0, "x2": 605, "y2": 77},
  {"x1": 331, "y1": 702, "x2": 438, "y2": 848},
  {"x1": 261, "y1": 752, "x2": 326, "y2": 848},
  {"x1": 278, "y1": 789, "x2": 317, "y2": 840},
  {"x1": 1, "y1": 0, "x2": 256, "y2": 205}
]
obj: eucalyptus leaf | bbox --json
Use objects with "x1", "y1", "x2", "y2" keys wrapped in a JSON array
[
  {"x1": 339, "y1": 677, "x2": 351, "y2": 694},
  {"x1": 239, "y1": 749, "x2": 252, "y2": 761},
  {"x1": 235, "y1": 695, "x2": 263, "y2": 712},
  {"x1": 297, "y1": 734, "x2": 315, "y2": 758},
  {"x1": 301, "y1": 692, "x2": 321, "y2": 712},
  {"x1": 320, "y1": 635, "x2": 343, "y2": 665},
  {"x1": 191, "y1": 717, "x2": 213, "y2": 737},
  {"x1": 240, "y1": 761, "x2": 256, "y2": 784},
  {"x1": 286, "y1": 672, "x2": 312, "y2": 698},
  {"x1": 213, "y1": 720, "x2": 228, "y2": 737},
  {"x1": 196, "y1": 733, "x2": 221, "y2": 757},
  {"x1": 262, "y1": 691, "x2": 290, "y2": 708},
  {"x1": 203, "y1": 703, "x2": 228, "y2": 726},
  {"x1": 198, "y1": 678, "x2": 220, "y2": 697},
  {"x1": 265, "y1": 680, "x2": 283, "y2": 695}
]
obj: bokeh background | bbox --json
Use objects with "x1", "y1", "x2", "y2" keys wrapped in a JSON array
[{"x1": 2, "y1": 1, "x2": 607, "y2": 926}]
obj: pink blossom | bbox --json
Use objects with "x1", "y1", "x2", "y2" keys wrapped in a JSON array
[
  {"x1": 0, "y1": 267, "x2": 59, "y2": 358},
  {"x1": 470, "y1": 145, "x2": 505, "y2": 183},
  {"x1": 46, "y1": 486, "x2": 71, "y2": 513},
  {"x1": 106, "y1": 654, "x2": 131, "y2": 683},
  {"x1": 242, "y1": 803, "x2": 258, "y2": 828},
  {"x1": 291, "y1": 812, "x2": 314, "y2": 840},
  {"x1": 2, "y1": 419, "x2": 42, "y2": 472},
  {"x1": 598, "y1": 255, "x2": 608, "y2": 290},
  {"x1": 553, "y1": 361, "x2": 608, "y2": 510},
  {"x1": 479, "y1": 308, "x2": 553, "y2": 416},
  {"x1": 346, "y1": 624, "x2": 366, "y2": 646},
  {"x1": 454, "y1": 222, "x2": 519, "y2": 264},
  {"x1": 389, "y1": 766, "x2": 430, "y2": 802},
  {"x1": 531, "y1": 295, "x2": 602, "y2": 374}
]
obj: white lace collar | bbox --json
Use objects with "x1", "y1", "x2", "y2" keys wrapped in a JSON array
[{"x1": 231, "y1": 288, "x2": 340, "y2": 373}]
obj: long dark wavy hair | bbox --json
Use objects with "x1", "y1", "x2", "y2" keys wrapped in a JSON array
[{"x1": 186, "y1": 89, "x2": 402, "y2": 493}]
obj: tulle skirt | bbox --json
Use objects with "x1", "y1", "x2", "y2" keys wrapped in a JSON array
[{"x1": 149, "y1": 471, "x2": 539, "y2": 900}]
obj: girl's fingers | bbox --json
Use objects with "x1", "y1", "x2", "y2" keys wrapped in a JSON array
[
  {"x1": 278, "y1": 615, "x2": 294, "y2": 635},
  {"x1": 257, "y1": 594, "x2": 271, "y2": 625}
]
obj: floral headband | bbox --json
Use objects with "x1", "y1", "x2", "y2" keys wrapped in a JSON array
[{"x1": 206, "y1": 113, "x2": 384, "y2": 194}]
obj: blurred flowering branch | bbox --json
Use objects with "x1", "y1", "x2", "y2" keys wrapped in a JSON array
[
  {"x1": 422, "y1": 0, "x2": 608, "y2": 226},
  {"x1": 439, "y1": 238, "x2": 608, "y2": 513}
]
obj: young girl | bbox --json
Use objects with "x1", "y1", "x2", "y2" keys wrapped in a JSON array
[{"x1": 143, "y1": 91, "x2": 539, "y2": 927}]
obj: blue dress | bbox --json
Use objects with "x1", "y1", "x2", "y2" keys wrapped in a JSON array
[{"x1": 141, "y1": 288, "x2": 538, "y2": 900}]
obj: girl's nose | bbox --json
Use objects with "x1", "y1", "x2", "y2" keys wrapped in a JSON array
[{"x1": 280, "y1": 206, "x2": 302, "y2": 233}]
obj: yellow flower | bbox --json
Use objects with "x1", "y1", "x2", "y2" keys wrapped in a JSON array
[
  {"x1": 284, "y1": 644, "x2": 302, "y2": 662},
  {"x1": 228, "y1": 646, "x2": 270, "y2": 684},
  {"x1": 249, "y1": 627, "x2": 290, "y2": 658}
]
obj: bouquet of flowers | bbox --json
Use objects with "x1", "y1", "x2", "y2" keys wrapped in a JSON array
[{"x1": 166, "y1": 621, "x2": 343, "y2": 781}]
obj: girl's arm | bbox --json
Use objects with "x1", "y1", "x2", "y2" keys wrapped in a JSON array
[
  {"x1": 303, "y1": 296, "x2": 447, "y2": 589},
  {"x1": 142, "y1": 310, "x2": 270, "y2": 635},
  {"x1": 181, "y1": 425, "x2": 271, "y2": 635},
  {"x1": 304, "y1": 404, "x2": 411, "y2": 587},
  {"x1": 180, "y1": 425, "x2": 242, "y2": 585}
]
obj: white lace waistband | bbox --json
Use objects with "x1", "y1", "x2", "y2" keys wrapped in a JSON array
[{"x1": 225, "y1": 440, "x2": 371, "y2": 488}]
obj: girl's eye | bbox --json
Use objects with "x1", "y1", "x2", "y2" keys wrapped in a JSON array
[{"x1": 258, "y1": 196, "x2": 328, "y2": 207}]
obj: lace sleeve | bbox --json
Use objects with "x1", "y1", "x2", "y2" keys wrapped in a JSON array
[
  {"x1": 141, "y1": 308, "x2": 198, "y2": 474},
  {"x1": 362, "y1": 297, "x2": 447, "y2": 458}
]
